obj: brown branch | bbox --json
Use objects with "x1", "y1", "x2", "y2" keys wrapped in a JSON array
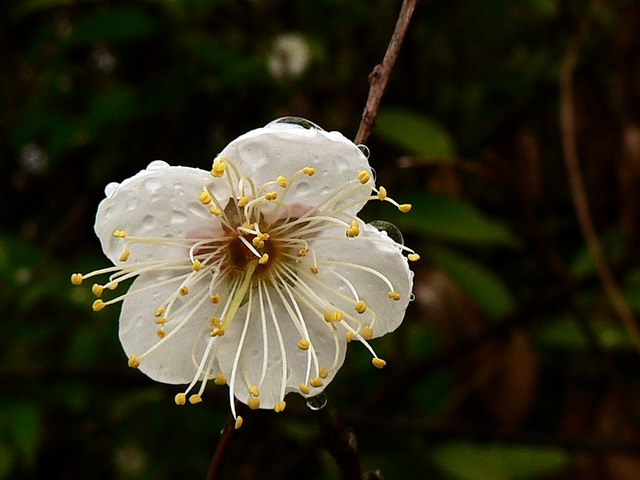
[
  {"x1": 315, "y1": 401, "x2": 362, "y2": 480},
  {"x1": 354, "y1": 0, "x2": 418, "y2": 145},
  {"x1": 206, "y1": 408, "x2": 242, "y2": 480},
  {"x1": 559, "y1": 0, "x2": 640, "y2": 350}
]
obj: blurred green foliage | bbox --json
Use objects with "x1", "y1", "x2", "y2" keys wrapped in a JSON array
[{"x1": 3, "y1": 0, "x2": 640, "y2": 479}]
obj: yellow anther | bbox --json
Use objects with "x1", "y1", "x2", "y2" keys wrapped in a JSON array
[
  {"x1": 189, "y1": 394, "x2": 203, "y2": 404},
  {"x1": 408, "y1": 253, "x2": 420, "y2": 261},
  {"x1": 252, "y1": 236, "x2": 265, "y2": 248},
  {"x1": 354, "y1": 300, "x2": 367, "y2": 314},
  {"x1": 210, "y1": 293, "x2": 221, "y2": 304},
  {"x1": 377, "y1": 186, "x2": 387, "y2": 200},
  {"x1": 214, "y1": 372, "x2": 227, "y2": 385},
  {"x1": 248, "y1": 396, "x2": 260, "y2": 410},
  {"x1": 234, "y1": 416, "x2": 243, "y2": 429},
  {"x1": 398, "y1": 204, "x2": 412, "y2": 213},
  {"x1": 388, "y1": 291, "x2": 401, "y2": 301},
  {"x1": 210, "y1": 327, "x2": 224, "y2": 337},
  {"x1": 92, "y1": 299, "x2": 105, "y2": 312},
  {"x1": 332, "y1": 311, "x2": 343, "y2": 322},
  {"x1": 92, "y1": 284, "x2": 104, "y2": 297},
  {"x1": 323, "y1": 311, "x2": 333, "y2": 322},
  {"x1": 128, "y1": 355, "x2": 140, "y2": 368},
  {"x1": 274, "y1": 401, "x2": 286, "y2": 413},
  {"x1": 70, "y1": 273, "x2": 83, "y2": 285},
  {"x1": 372, "y1": 357, "x2": 387, "y2": 369},
  {"x1": 179, "y1": 286, "x2": 189, "y2": 296},
  {"x1": 113, "y1": 230, "x2": 127, "y2": 238},
  {"x1": 362, "y1": 326, "x2": 373, "y2": 340},
  {"x1": 258, "y1": 253, "x2": 269, "y2": 265},
  {"x1": 155, "y1": 317, "x2": 167, "y2": 324},
  {"x1": 174, "y1": 393, "x2": 187, "y2": 405},
  {"x1": 209, "y1": 205, "x2": 221, "y2": 215},
  {"x1": 198, "y1": 190, "x2": 212, "y2": 204},
  {"x1": 209, "y1": 317, "x2": 221, "y2": 327},
  {"x1": 249, "y1": 385, "x2": 260, "y2": 397},
  {"x1": 358, "y1": 170, "x2": 371, "y2": 184},
  {"x1": 155, "y1": 306, "x2": 165, "y2": 317},
  {"x1": 302, "y1": 167, "x2": 315, "y2": 176},
  {"x1": 265, "y1": 191, "x2": 278, "y2": 201},
  {"x1": 319, "y1": 366, "x2": 328, "y2": 379},
  {"x1": 309, "y1": 377, "x2": 324, "y2": 388},
  {"x1": 156, "y1": 328, "x2": 166, "y2": 338},
  {"x1": 298, "y1": 249, "x2": 309, "y2": 256},
  {"x1": 119, "y1": 250, "x2": 131, "y2": 262},
  {"x1": 276, "y1": 175, "x2": 288, "y2": 187},
  {"x1": 211, "y1": 158, "x2": 227, "y2": 177},
  {"x1": 310, "y1": 266, "x2": 319, "y2": 274},
  {"x1": 299, "y1": 383, "x2": 310, "y2": 394},
  {"x1": 192, "y1": 259, "x2": 202, "y2": 271},
  {"x1": 346, "y1": 220, "x2": 360, "y2": 237},
  {"x1": 107, "y1": 283, "x2": 118, "y2": 290},
  {"x1": 238, "y1": 195, "x2": 250, "y2": 207},
  {"x1": 345, "y1": 331, "x2": 354, "y2": 342},
  {"x1": 297, "y1": 338, "x2": 310, "y2": 350}
]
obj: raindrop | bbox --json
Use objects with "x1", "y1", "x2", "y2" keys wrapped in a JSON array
[
  {"x1": 409, "y1": 293, "x2": 416, "y2": 302},
  {"x1": 305, "y1": 392, "x2": 327, "y2": 411},
  {"x1": 105, "y1": 182, "x2": 120, "y2": 198},
  {"x1": 267, "y1": 117, "x2": 323, "y2": 130},
  {"x1": 147, "y1": 160, "x2": 169, "y2": 171},
  {"x1": 369, "y1": 220, "x2": 404, "y2": 245},
  {"x1": 357, "y1": 144, "x2": 370, "y2": 159}
]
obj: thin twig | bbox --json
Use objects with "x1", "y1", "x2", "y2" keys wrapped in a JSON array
[
  {"x1": 354, "y1": 0, "x2": 418, "y2": 145},
  {"x1": 206, "y1": 410, "x2": 241, "y2": 480},
  {"x1": 559, "y1": 0, "x2": 640, "y2": 350}
]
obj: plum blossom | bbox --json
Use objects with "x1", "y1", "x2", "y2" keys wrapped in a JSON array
[{"x1": 72, "y1": 118, "x2": 417, "y2": 428}]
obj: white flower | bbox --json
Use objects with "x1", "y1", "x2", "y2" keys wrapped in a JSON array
[{"x1": 72, "y1": 118, "x2": 417, "y2": 428}]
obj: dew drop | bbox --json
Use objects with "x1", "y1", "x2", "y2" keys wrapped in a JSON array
[
  {"x1": 144, "y1": 177, "x2": 163, "y2": 194},
  {"x1": 171, "y1": 210, "x2": 188, "y2": 224},
  {"x1": 370, "y1": 220, "x2": 404, "y2": 245},
  {"x1": 294, "y1": 180, "x2": 310, "y2": 196},
  {"x1": 305, "y1": 392, "x2": 327, "y2": 411},
  {"x1": 266, "y1": 116, "x2": 324, "y2": 130},
  {"x1": 357, "y1": 144, "x2": 370, "y2": 159},
  {"x1": 147, "y1": 160, "x2": 170, "y2": 171},
  {"x1": 409, "y1": 293, "x2": 416, "y2": 302},
  {"x1": 105, "y1": 182, "x2": 119, "y2": 198}
]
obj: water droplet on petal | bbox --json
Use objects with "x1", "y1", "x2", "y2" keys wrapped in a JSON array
[
  {"x1": 266, "y1": 116, "x2": 324, "y2": 130},
  {"x1": 370, "y1": 220, "x2": 404, "y2": 245},
  {"x1": 357, "y1": 144, "x2": 370, "y2": 159},
  {"x1": 409, "y1": 293, "x2": 416, "y2": 302},
  {"x1": 305, "y1": 392, "x2": 327, "y2": 411},
  {"x1": 147, "y1": 160, "x2": 170, "y2": 171},
  {"x1": 105, "y1": 182, "x2": 119, "y2": 198}
]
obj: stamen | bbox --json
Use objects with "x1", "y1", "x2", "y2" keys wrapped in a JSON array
[
  {"x1": 214, "y1": 373, "x2": 227, "y2": 385},
  {"x1": 274, "y1": 401, "x2": 286, "y2": 412},
  {"x1": 211, "y1": 157, "x2": 227, "y2": 177},
  {"x1": 92, "y1": 284, "x2": 104, "y2": 297},
  {"x1": 297, "y1": 338, "x2": 310, "y2": 350},
  {"x1": 355, "y1": 300, "x2": 367, "y2": 314},
  {"x1": 189, "y1": 394, "x2": 203, "y2": 404},
  {"x1": 372, "y1": 357, "x2": 386, "y2": 369},
  {"x1": 377, "y1": 186, "x2": 387, "y2": 200},
  {"x1": 357, "y1": 170, "x2": 371, "y2": 184},
  {"x1": 362, "y1": 326, "x2": 373, "y2": 340},
  {"x1": 175, "y1": 393, "x2": 187, "y2": 405},
  {"x1": 71, "y1": 273, "x2": 83, "y2": 285},
  {"x1": 408, "y1": 253, "x2": 420, "y2": 261},
  {"x1": 388, "y1": 291, "x2": 401, "y2": 301},
  {"x1": 92, "y1": 299, "x2": 105, "y2": 311},
  {"x1": 398, "y1": 204, "x2": 412, "y2": 213},
  {"x1": 276, "y1": 176, "x2": 287, "y2": 187},
  {"x1": 234, "y1": 416, "x2": 243, "y2": 429},
  {"x1": 128, "y1": 355, "x2": 140, "y2": 368}
]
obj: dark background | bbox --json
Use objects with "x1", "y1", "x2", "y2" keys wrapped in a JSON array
[{"x1": 2, "y1": 0, "x2": 640, "y2": 478}]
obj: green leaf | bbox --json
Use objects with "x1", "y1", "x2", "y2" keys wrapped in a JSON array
[
  {"x1": 428, "y1": 246, "x2": 515, "y2": 318},
  {"x1": 538, "y1": 314, "x2": 634, "y2": 351},
  {"x1": 376, "y1": 108, "x2": 455, "y2": 159},
  {"x1": 66, "y1": 7, "x2": 160, "y2": 45},
  {"x1": 2, "y1": 404, "x2": 42, "y2": 469},
  {"x1": 432, "y1": 442, "x2": 568, "y2": 480},
  {"x1": 393, "y1": 192, "x2": 520, "y2": 248}
]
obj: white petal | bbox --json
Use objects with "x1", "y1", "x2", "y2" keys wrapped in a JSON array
[
  {"x1": 218, "y1": 122, "x2": 372, "y2": 215},
  {"x1": 216, "y1": 284, "x2": 346, "y2": 409},
  {"x1": 310, "y1": 222, "x2": 413, "y2": 338},
  {"x1": 95, "y1": 165, "x2": 229, "y2": 265},
  {"x1": 119, "y1": 272, "x2": 217, "y2": 384}
]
